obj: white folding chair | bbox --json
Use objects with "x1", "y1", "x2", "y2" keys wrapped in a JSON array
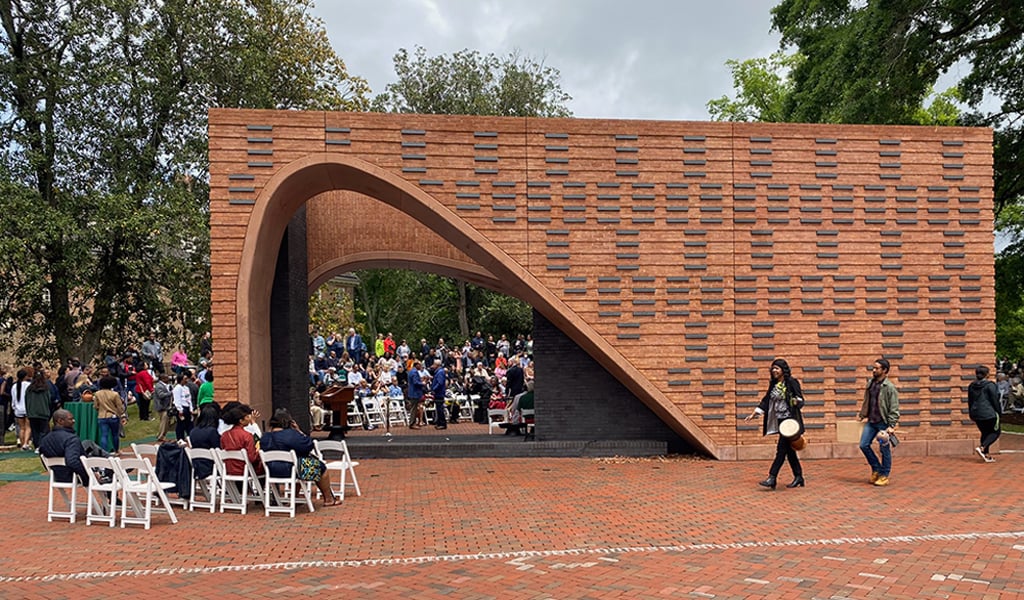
[
  {"x1": 314, "y1": 439, "x2": 361, "y2": 500},
  {"x1": 487, "y1": 408, "x2": 507, "y2": 434},
  {"x1": 362, "y1": 396, "x2": 385, "y2": 428},
  {"x1": 345, "y1": 400, "x2": 363, "y2": 428},
  {"x1": 388, "y1": 397, "x2": 408, "y2": 427},
  {"x1": 521, "y1": 408, "x2": 536, "y2": 441},
  {"x1": 216, "y1": 448, "x2": 264, "y2": 514},
  {"x1": 131, "y1": 443, "x2": 159, "y2": 466},
  {"x1": 131, "y1": 442, "x2": 189, "y2": 510},
  {"x1": 81, "y1": 456, "x2": 120, "y2": 527},
  {"x1": 184, "y1": 447, "x2": 218, "y2": 513},
  {"x1": 258, "y1": 450, "x2": 315, "y2": 517},
  {"x1": 112, "y1": 457, "x2": 179, "y2": 529},
  {"x1": 41, "y1": 456, "x2": 82, "y2": 523},
  {"x1": 424, "y1": 397, "x2": 437, "y2": 424},
  {"x1": 459, "y1": 394, "x2": 474, "y2": 420}
]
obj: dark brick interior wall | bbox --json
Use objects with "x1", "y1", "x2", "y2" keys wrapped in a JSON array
[
  {"x1": 270, "y1": 206, "x2": 311, "y2": 430},
  {"x1": 533, "y1": 310, "x2": 687, "y2": 450}
]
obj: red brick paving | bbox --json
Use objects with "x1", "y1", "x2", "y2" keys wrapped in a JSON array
[{"x1": 3, "y1": 442, "x2": 1024, "y2": 599}]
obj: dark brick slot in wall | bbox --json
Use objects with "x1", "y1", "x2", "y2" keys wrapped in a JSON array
[
  {"x1": 532, "y1": 310, "x2": 688, "y2": 453},
  {"x1": 270, "y1": 207, "x2": 313, "y2": 431}
]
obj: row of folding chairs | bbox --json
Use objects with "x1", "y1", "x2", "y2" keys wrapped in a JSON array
[
  {"x1": 42, "y1": 453, "x2": 179, "y2": 530},
  {"x1": 346, "y1": 395, "x2": 410, "y2": 428},
  {"x1": 43, "y1": 439, "x2": 361, "y2": 524}
]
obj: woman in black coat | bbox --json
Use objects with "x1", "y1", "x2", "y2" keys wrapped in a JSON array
[{"x1": 744, "y1": 358, "x2": 805, "y2": 489}]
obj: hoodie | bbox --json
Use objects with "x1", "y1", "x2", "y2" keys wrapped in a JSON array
[{"x1": 967, "y1": 378, "x2": 1001, "y2": 422}]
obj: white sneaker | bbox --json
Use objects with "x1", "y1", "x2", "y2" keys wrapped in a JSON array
[
  {"x1": 975, "y1": 447, "x2": 987, "y2": 461},
  {"x1": 983, "y1": 454, "x2": 996, "y2": 463}
]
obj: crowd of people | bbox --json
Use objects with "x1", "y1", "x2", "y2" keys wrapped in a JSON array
[
  {"x1": 0, "y1": 331, "x2": 215, "y2": 453},
  {"x1": 309, "y1": 329, "x2": 535, "y2": 431}
]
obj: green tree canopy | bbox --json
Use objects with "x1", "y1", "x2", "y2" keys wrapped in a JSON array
[
  {"x1": 0, "y1": 0, "x2": 368, "y2": 363},
  {"x1": 372, "y1": 46, "x2": 572, "y2": 117}
]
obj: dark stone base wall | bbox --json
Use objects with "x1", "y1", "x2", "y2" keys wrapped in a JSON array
[
  {"x1": 269, "y1": 207, "x2": 311, "y2": 430},
  {"x1": 532, "y1": 310, "x2": 689, "y2": 452}
]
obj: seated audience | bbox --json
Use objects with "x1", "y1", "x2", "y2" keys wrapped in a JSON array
[{"x1": 260, "y1": 408, "x2": 341, "y2": 507}]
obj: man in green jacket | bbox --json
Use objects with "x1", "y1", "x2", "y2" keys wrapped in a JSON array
[{"x1": 858, "y1": 358, "x2": 900, "y2": 487}]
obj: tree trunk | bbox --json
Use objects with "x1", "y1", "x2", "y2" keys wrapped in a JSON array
[{"x1": 458, "y1": 279, "x2": 469, "y2": 339}]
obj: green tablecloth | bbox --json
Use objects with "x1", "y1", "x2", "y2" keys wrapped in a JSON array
[{"x1": 64, "y1": 402, "x2": 99, "y2": 444}]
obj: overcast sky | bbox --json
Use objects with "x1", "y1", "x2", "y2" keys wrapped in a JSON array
[{"x1": 311, "y1": 0, "x2": 782, "y2": 120}]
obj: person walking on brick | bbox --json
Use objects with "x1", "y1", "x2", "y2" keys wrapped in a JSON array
[
  {"x1": 858, "y1": 358, "x2": 900, "y2": 486},
  {"x1": 745, "y1": 358, "x2": 805, "y2": 490},
  {"x1": 967, "y1": 365, "x2": 1001, "y2": 463}
]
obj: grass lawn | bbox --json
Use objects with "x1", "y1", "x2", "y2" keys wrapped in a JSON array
[{"x1": 1, "y1": 411, "x2": 161, "y2": 483}]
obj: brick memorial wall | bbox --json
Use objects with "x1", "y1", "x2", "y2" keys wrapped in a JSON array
[{"x1": 209, "y1": 109, "x2": 994, "y2": 459}]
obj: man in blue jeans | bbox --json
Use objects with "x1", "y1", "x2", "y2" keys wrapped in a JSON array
[{"x1": 858, "y1": 358, "x2": 900, "y2": 486}]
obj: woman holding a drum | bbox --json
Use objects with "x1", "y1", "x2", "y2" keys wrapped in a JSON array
[{"x1": 744, "y1": 358, "x2": 806, "y2": 490}]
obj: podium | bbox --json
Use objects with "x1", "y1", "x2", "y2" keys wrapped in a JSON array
[{"x1": 320, "y1": 386, "x2": 353, "y2": 440}]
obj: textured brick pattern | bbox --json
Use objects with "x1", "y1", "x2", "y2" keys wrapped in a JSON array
[{"x1": 209, "y1": 109, "x2": 995, "y2": 459}]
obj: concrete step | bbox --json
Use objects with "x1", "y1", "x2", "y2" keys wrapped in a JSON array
[{"x1": 344, "y1": 434, "x2": 667, "y2": 459}]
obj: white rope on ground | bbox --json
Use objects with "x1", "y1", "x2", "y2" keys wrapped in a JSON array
[{"x1": 2, "y1": 530, "x2": 1023, "y2": 583}]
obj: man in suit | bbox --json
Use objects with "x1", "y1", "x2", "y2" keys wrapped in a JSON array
[
  {"x1": 345, "y1": 327, "x2": 363, "y2": 365},
  {"x1": 505, "y1": 358, "x2": 525, "y2": 400},
  {"x1": 430, "y1": 359, "x2": 447, "y2": 430}
]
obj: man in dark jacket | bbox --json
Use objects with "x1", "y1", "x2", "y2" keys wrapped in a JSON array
[
  {"x1": 505, "y1": 360, "x2": 525, "y2": 400},
  {"x1": 430, "y1": 360, "x2": 447, "y2": 430},
  {"x1": 39, "y1": 409, "x2": 89, "y2": 483},
  {"x1": 967, "y1": 365, "x2": 1001, "y2": 463}
]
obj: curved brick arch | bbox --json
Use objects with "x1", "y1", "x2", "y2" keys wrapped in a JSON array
[
  {"x1": 308, "y1": 251, "x2": 505, "y2": 293},
  {"x1": 235, "y1": 153, "x2": 717, "y2": 455}
]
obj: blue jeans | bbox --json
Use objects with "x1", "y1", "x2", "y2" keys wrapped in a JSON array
[
  {"x1": 859, "y1": 421, "x2": 891, "y2": 476},
  {"x1": 98, "y1": 417, "x2": 121, "y2": 453}
]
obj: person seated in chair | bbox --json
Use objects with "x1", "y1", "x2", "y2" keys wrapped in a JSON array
[
  {"x1": 505, "y1": 381, "x2": 535, "y2": 435},
  {"x1": 261, "y1": 409, "x2": 341, "y2": 507},
  {"x1": 220, "y1": 404, "x2": 263, "y2": 477},
  {"x1": 39, "y1": 409, "x2": 89, "y2": 484},
  {"x1": 188, "y1": 403, "x2": 221, "y2": 479}
]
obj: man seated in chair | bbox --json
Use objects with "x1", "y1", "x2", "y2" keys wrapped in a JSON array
[{"x1": 39, "y1": 409, "x2": 89, "y2": 484}]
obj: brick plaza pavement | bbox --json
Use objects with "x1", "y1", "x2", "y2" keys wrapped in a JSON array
[{"x1": 1, "y1": 442, "x2": 1022, "y2": 599}]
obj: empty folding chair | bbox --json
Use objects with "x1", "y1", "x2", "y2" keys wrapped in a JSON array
[
  {"x1": 362, "y1": 396, "x2": 385, "y2": 428},
  {"x1": 387, "y1": 398, "x2": 408, "y2": 427},
  {"x1": 131, "y1": 443, "x2": 159, "y2": 467},
  {"x1": 258, "y1": 449, "x2": 315, "y2": 517},
  {"x1": 345, "y1": 400, "x2": 363, "y2": 428},
  {"x1": 112, "y1": 457, "x2": 179, "y2": 529},
  {"x1": 41, "y1": 456, "x2": 82, "y2": 523},
  {"x1": 215, "y1": 448, "x2": 264, "y2": 514},
  {"x1": 521, "y1": 408, "x2": 536, "y2": 441},
  {"x1": 314, "y1": 439, "x2": 361, "y2": 501},
  {"x1": 184, "y1": 447, "x2": 218, "y2": 513},
  {"x1": 487, "y1": 408, "x2": 507, "y2": 434},
  {"x1": 81, "y1": 456, "x2": 120, "y2": 527}
]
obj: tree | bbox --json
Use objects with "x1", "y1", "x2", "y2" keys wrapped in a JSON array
[
  {"x1": 707, "y1": 51, "x2": 803, "y2": 122},
  {"x1": 354, "y1": 46, "x2": 573, "y2": 342},
  {"x1": 372, "y1": 46, "x2": 572, "y2": 117},
  {"x1": 0, "y1": 0, "x2": 368, "y2": 363}
]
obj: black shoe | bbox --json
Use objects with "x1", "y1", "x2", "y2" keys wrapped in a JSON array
[
  {"x1": 758, "y1": 476, "x2": 777, "y2": 490},
  {"x1": 434, "y1": 425, "x2": 447, "y2": 430},
  {"x1": 786, "y1": 475, "x2": 805, "y2": 488}
]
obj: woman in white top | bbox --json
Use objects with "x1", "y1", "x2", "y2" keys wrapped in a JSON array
[
  {"x1": 172, "y1": 372, "x2": 193, "y2": 442},
  {"x1": 10, "y1": 368, "x2": 31, "y2": 450}
]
